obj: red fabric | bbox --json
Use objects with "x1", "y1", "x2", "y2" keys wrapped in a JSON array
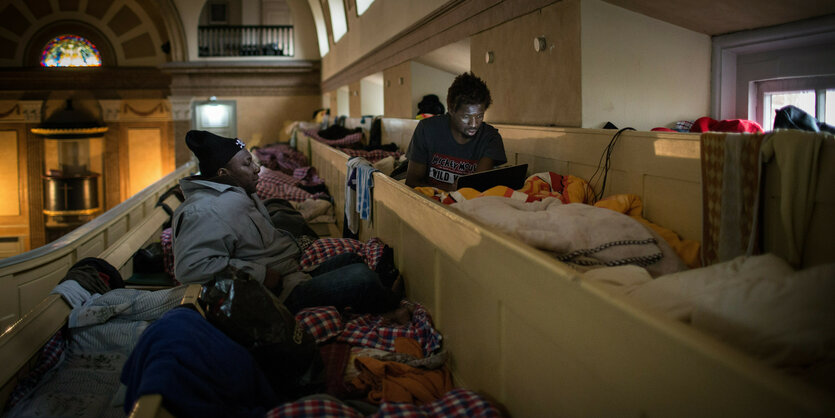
[
  {"x1": 651, "y1": 127, "x2": 677, "y2": 132},
  {"x1": 300, "y1": 237, "x2": 387, "y2": 270},
  {"x1": 264, "y1": 388, "x2": 502, "y2": 417},
  {"x1": 294, "y1": 303, "x2": 443, "y2": 357},
  {"x1": 295, "y1": 306, "x2": 344, "y2": 343},
  {"x1": 160, "y1": 227, "x2": 177, "y2": 281},
  {"x1": 318, "y1": 342, "x2": 354, "y2": 398},
  {"x1": 689, "y1": 116, "x2": 763, "y2": 133}
]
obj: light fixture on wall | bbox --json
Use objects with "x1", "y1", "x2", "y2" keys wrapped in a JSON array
[
  {"x1": 386, "y1": 80, "x2": 391, "y2": 87},
  {"x1": 398, "y1": 77, "x2": 404, "y2": 85},
  {"x1": 200, "y1": 98, "x2": 230, "y2": 128},
  {"x1": 485, "y1": 51, "x2": 494, "y2": 64},
  {"x1": 534, "y1": 37, "x2": 546, "y2": 52}
]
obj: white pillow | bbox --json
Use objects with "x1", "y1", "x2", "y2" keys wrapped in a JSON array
[
  {"x1": 691, "y1": 262, "x2": 835, "y2": 368},
  {"x1": 627, "y1": 254, "x2": 794, "y2": 322}
]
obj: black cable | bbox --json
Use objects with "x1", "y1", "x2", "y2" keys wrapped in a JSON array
[{"x1": 588, "y1": 127, "x2": 635, "y2": 202}]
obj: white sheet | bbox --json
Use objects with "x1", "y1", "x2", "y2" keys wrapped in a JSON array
[
  {"x1": 452, "y1": 197, "x2": 684, "y2": 276},
  {"x1": 582, "y1": 254, "x2": 835, "y2": 386}
]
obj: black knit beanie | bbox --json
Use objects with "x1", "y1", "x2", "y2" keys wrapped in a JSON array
[{"x1": 185, "y1": 130, "x2": 246, "y2": 176}]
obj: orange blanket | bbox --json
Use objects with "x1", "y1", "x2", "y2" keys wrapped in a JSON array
[
  {"x1": 414, "y1": 171, "x2": 593, "y2": 205},
  {"x1": 351, "y1": 337, "x2": 453, "y2": 405}
]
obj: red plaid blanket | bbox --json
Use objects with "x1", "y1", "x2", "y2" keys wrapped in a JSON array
[
  {"x1": 254, "y1": 143, "x2": 310, "y2": 174},
  {"x1": 265, "y1": 388, "x2": 501, "y2": 417},
  {"x1": 300, "y1": 238, "x2": 386, "y2": 270},
  {"x1": 265, "y1": 398, "x2": 361, "y2": 417},
  {"x1": 304, "y1": 129, "x2": 363, "y2": 147},
  {"x1": 295, "y1": 306, "x2": 344, "y2": 342},
  {"x1": 160, "y1": 227, "x2": 175, "y2": 280},
  {"x1": 338, "y1": 302, "x2": 441, "y2": 356},
  {"x1": 257, "y1": 169, "x2": 328, "y2": 202},
  {"x1": 295, "y1": 302, "x2": 442, "y2": 357}
]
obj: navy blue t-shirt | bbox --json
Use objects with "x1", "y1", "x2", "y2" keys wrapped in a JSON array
[{"x1": 405, "y1": 114, "x2": 506, "y2": 187}]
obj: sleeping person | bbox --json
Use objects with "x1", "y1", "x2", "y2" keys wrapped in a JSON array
[
  {"x1": 172, "y1": 130, "x2": 405, "y2": 318},
  {"x1": 405, "y1": 72, "x2": 507, "y2": 191}
]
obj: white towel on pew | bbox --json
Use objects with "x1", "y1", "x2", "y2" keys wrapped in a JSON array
[{"x1": 345, "y1": 157, "x2": 377, "y2": 234}]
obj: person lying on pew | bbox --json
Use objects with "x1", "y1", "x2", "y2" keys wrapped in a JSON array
[
  {"x1": 172, "y1": 130, "x2": 408, "y2": 321},
  {"x1": 405, "y1": 71, "x2": 507, "y2": 191}
]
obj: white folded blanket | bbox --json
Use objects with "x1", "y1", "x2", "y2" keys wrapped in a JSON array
[{"x1": 452, "y1": 197, "x2": 683, "y2": 276}]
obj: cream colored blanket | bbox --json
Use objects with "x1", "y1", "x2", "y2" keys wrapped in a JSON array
[{"x1": 452, "y1": 197, "x2": 684, "y2": 277}]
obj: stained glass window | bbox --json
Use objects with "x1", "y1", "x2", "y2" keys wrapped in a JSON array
[{"x1": 41, "y1": 35, "x2": 102, "y2": 67}]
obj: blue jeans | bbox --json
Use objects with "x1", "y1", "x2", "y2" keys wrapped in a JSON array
[{"x1": 284, "y1": 253, "x2": 400, "y2": 314}]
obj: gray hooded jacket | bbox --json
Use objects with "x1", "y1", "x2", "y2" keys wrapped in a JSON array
[{"x1": 172, "y1": 177, "x2": 310, "y2": 302}]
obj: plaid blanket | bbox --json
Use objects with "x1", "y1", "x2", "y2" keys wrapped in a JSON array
[
  {"x1": 257, "y1": 167, "x2": 328, "y2": 202},
  {"x1": 265, "y1": 388, "x2": 501, "y2": 417},
  {"x1": 300, "y1": 237, "x2": 387, "y2": 270},
  {"x1": 254, "y1": 143, "x2": 310, "y2": 175},
  {"x1": 160, "y1": 227, "x2": 176, "y2": 281},
  {"x1": 295, "y1": 302, "x2": 442, "y2": 357},
  {"x1": 304, "y1": 129, "x2": 363, "y2": 147}
]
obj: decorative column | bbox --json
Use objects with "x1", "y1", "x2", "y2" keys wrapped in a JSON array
[
  {"x1": 99, "y1": 100, "x2": 122, "y2": 210},
  {"x1": 21, "y1": 101, "x2": 45, "y2": 248},
  {"x1": 169, "y1": 96, "x2": 193, "y2": 167}
]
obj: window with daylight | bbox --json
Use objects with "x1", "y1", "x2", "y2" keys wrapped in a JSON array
[
  {"x1": 755, "y1": 75, "x2": 835, "y2": 130},
  {"x1": 41, "y1": 34, "x2": 102, "y2": 67},
  {"x1": 356, "y1": 0, "x2": 374, "y2": 16},
  {"x1": 327, "y1": 0, "x2": 347, "y2": 42}
]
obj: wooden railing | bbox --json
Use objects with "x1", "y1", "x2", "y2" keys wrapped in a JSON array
[
  {"x1": 198, "y1": 25, "x2": 294, "y2": 57},
  {"x1": 0, "y1": 162, "x2": 197, "y2": 330}
]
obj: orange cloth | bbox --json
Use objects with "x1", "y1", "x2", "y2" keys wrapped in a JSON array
[
  {"x1": 595, "y1": 194, "x2": 702, "y2": 269},
  {"x1": 519, "y1": 172, "x2": 594, "y2": 204},
  {"x1": 413, "y1": 186, "x2": 440, "y2": 199},
  {"x1": 351, "y1": 337, "x2": 453, "y2": 405}
]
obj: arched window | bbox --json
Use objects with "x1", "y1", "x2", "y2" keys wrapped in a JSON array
[{"x1": 40, "y1": 34, "x2": 102, "y2": 67}]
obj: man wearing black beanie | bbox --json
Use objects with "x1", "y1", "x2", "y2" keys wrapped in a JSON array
[{"x1": 172, "y1": 130, "x2": 402, "y2": 316}]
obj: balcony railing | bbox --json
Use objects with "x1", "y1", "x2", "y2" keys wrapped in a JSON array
[{"x1": 198, "y1": 25, "x2": 294, "y2": 57}]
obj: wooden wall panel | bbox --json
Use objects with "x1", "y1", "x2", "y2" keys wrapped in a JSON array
[
  {"x1": 25, "y1": 128, "x2": 45, "y2": 249},
  {"x1": 470, "y1": 0, "x2": 582, "y2": 126},
  {"x1": 0, "y1": 131, "x2": 19, "y2": 217},
  {"x1": 127, "y1": 127, "x2": 163, "y2": 196},
  {"x1": 348, "y1": 81, "x2": 361, "y2": 118},
  {"x1": 382, "y1": 62, "x2": 412, "y2": 119}
]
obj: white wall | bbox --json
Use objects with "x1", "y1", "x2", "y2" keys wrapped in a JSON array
[
  {"x1": 580, "y1": 0, "x2": 710, "y2": 130},
  {"x1": 336, "y1": 85, "x2": 349, "y2": 117},
  {"x1": 242, "y1": 0, "x2": 260, "y2": 25},
  {"x1": 361, "y1": 74, "x2": 384, "y2": 116},
  {"x1": 410, "y1": 61, "x2": 456, "y2": 117},
  {"x1": 320, "y1": 0, "x2": 448, "y2": 79}
]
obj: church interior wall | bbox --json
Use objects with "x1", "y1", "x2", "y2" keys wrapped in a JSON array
[{"x1": 580, "y1": 0, "x2": 711, "y2": 130}]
